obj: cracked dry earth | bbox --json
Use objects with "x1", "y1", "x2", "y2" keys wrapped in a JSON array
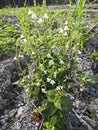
[{"x1": 0, "y1": 16, "x2": 98, "y2": 130}]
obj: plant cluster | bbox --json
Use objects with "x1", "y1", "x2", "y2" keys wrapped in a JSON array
[
  {"x1": 18, "y1": 0, "x2": 93, "y2": 129},
  {"x1": 0, "y1": 18, "x2": 20, "y2": 59}
]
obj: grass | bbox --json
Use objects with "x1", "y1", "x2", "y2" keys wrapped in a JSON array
[{"x1": 0, "y1": 1, "x2": 98, "y2": 129}]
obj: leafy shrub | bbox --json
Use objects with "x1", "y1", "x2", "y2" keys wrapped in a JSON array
[
  {"x1": 18, "y1": 0, "x2": 92, "y2": 129},
  {"x1": 0, "y1": 18, "x2": 20, "y2": 59}
]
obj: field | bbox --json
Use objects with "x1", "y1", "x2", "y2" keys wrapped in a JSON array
[{"x1": 0, "y1": 1, "x2": 98, "y2": 130}]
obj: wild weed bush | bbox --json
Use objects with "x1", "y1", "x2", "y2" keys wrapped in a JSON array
[
  {"x1": 18, "y1": 0, "x2": 93, "y2": 129},
  {"x1": 0, "y1": 18, "x2": 20, "y2": 59}
]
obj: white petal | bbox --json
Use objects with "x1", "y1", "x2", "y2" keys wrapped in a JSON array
[
  {"x1": 46, "y1": 54, "x2": 52, "y2": 58},
  {"x1": 43, "y1": 13, "x2": 48, "y2": 19},
  {"x1": 28, "y1": 9, "x2": 33, "y2": 15},
  {"x1": 64, "y1": 26, "x2": 69, "y2": 31},
  {"x1": 31, "y1": 13, "x2": 37, "y2": 19},
  {"x1": 49, "y1": 60, "x2": 54, "y2": 65},
  {"x1": 64, "y1": 32, "x2": 68, "y2": 36},
  {"x1": 47, "y1": 78, "x2": 51, "y2": 82},
  {"x1": 59, "y1": 28, "x2": 63, "y2": 33},
  {"x1": 37, "y1": 18, "x2": 43, "y2": 24},
  {"x1": 65, "y1": 21, "x2": 68, "y2": 25},
  {"x1": 50, "y1": 80, "x2": 55, "y2": 85}
]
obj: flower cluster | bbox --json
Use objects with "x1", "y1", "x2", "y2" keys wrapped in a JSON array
[
  {"x1": 20, "y1": 34, "x2": 27, "y2": 43},
  {"x1": 59, "y1": 21, "x2": 69, "y2": 36},
  {"x1": 56, "y1": 86, "x2": 64, "y2": 91},
  {"x1": 28, "y1": 9, "x2": 48, "y2": 24},
  {"x1": 47, "y1": 78, "x2": 55, "y2": 85}
]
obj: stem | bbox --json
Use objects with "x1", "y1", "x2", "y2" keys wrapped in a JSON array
[{"x1": 34, "y1": 0, "x2": 36, "y2": 7}]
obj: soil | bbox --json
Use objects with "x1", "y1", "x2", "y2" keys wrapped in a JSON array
[{"x1": 0, "y1": 8, "x2": 98, "y2": 130}]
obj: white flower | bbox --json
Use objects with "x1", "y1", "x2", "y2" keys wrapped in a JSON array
[
  {"x1": 64, "y1": 26, "x2": 69, "y2": 31},
  {"x1": 78, "y1": 50, "x2": 82, "y2": 54},
  {"x1": 31, "y1": 13, "x2": 37, "y2": 20},
  {"x1": 49, "y1": 60, "x2": 54, "y2": 65},
  {"x1": 36, "y1": 82, "x2": 40, "y2": 86},
  {"x1": 60, "y1": 86, "x2": 63, "y2": 89},
  {"x1": 65, "y1": 20, "x2": 68, "y2": 25},
  {"x1": 22, "y1": 39, "x2": 27, "y2": 43},
  {"x1": 13, "y1": 56, "x2": 17, "y2": 61},
  {"x1": 59, "y1": 28, "x2": 63, "y2": 33},
  {"x1": 56, "y1": 86, "x2": 63, "y2": 91},
  {"x1": 53, "y1": 72, "x2": 57, "y2": 78},
  {"x1": 56, "y1": 86, "x2": 61, "y2": 91},
  {"x1": 43, "y1": 13, "x2": 48, "y2": 19},
  {"x1": 19, "y1": 54, "x2": 24, "y2": 58},
  {"x1": 41, "y1": 88, "x2": 46, "y2": 93},
  {"x1": 28, "y1": 9, "x2": 33, "y2": 15},
  {"x1": 64, "y1": 32, "x2": 68, "y2": 36},
  {"x1": 43, "y1": 70, "x2": 47, "y2": 74},
  {"x1": 46, "y1": 54, "x2": 52, "y2": 58},
  {"x1": 37, "y1": 18, "x2": 43, "y2": 24},
  {"x1": 50, "y1": 80, "x2": 55, "y2": 85},
  {"x1": 47, "y1": 78, "x2": 51, "y2": 82},
  {"x1": 20, "y1": 34, "x2": 24, "y2": 39},
  {"x1": 59, "y1": 59, "x2": 64, "y2": 64},
  {"x1": 32, "y1": 52, "x2": 35, "y2": 55},
  {"x1": 40, "y1": 64, "x2": 42, "y2": 67},
  {"x1": 58, "y1": 68, "x2": 61, "y2": 71}
]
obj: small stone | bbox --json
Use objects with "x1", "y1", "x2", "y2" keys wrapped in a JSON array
[
  {"x1": 9, "y1": 109, "x2": 17, "y2": 118},
  {"x1": 66, "y1": 93, "x2": 74, "y2": 102},
  {"x1": 16, "y1": 107, "x2": 23, "y2": 118},
  {"x1": 69, "y1": 113, "x2": 81, "y2": 127},
  {"x1": 82, "y1": 116, "x2": 97, "y2": 128},
  {"x1": 0, "y1": 119, "x2": 6, "y2": 125},
  {"x1": 75, "y1": 100, "x2": 85, "y2": 110}
]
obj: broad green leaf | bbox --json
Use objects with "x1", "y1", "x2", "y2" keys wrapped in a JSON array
[{"x1": 50, "y1": 116, "x2": 57, "y2": 126}]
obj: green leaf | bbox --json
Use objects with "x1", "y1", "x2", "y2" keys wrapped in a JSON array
[
  {"x1": 54, "y1": 98, "x2": 61, "y2": 110},
  {"x1": 50, "y1": 116, "x2": 57, "y2": 126},
  {"x1": 61, "y1": 96, "x2": 72, "y2": 112}
]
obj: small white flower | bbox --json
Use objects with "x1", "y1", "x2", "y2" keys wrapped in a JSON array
[
  {"x1": 50, "y1": 80, "x2": 55, "y2": 85},
  {"x1": 47, "y1": 78, "x2": 51, "y2": 82},
  {"x1": 73, "y1": 46, "x2": 76, "y2": 50},
  {"x1": 56, "y1": 86, "x2": 61, "y2": 91},
  {"x1": 64, "y1": 32, "x2": 68, "y2": 36},
  {"x1": 37, "y1": 18, "x2": 43, "y2": 24},
  {"x1": 53, "y1": 72, "x2": 57, "y2": 78},
  {"x1": 13, "y1": 56, "x2": 17, "y2": 61},
  {"x1": 46, "y1": 54, "x2": 52, "y2": 58},
  {"x1": 78, "y1": 50, "x2": 82, "y2": 54},
  {"x1": 43, "y1": 70, "x2": 47, "y2": 74},
  {"x1": 36, "y1": 82, "x2": 40, "y2": 86},
  {"x1": 58, "y1": 68, "x2": 61, "y2": 71},
  {"x1": 64, "y1": 26, "x2": 69, "y2": 31},
  {"x1": 28, "y1": 9, "x2": 33, "y2": 15},
  {"x1": 56, "y1": 86, "x2": 63, "y2": 91},
  {"x1": 31, "y1": 13, "x2": 37, "y2": 20},
  {"x1": 22, "y1": 39, "x2": 27, "y2": 43},
  {"x1": 49, "y1": 60, "x2": 54, "y2": 65},
  {"x1": 59, "y1": 28, "x2": 63, "y2": 33},
  {"x1": 40, "y1": 64, "x2": 43, "y2": 67},
  {"x1": 59, "y1": 59, "x2": 64, "y2": 64},
  {"x1": 41, "y1": 88, "x2": 46, "y2": 93},
  {"x1": 60, "y1": 86, "x2": 64, "y2": 89},
  {"x1": 20, "y1": 34, "x2": 24, "y2": 39},
  {"x1": 32, "y1": 52, "x2": 35, "y2": 55},
  {"x1": 65, "y1": 20, "x2": 68, "y2": 25},
  {"x1": 43, "y1": 13, "x2": 48, "y2": 19},
  {"x1": 19, "y1": 54, "x2": 24, "y2": 58}
]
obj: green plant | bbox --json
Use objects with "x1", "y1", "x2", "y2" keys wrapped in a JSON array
[
  {"x1": 18, "y1": 0, "x2": 92, "y2": 129},
  {"x1": 0, "y1": 18, "x2": 20, "y2": 59}
]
